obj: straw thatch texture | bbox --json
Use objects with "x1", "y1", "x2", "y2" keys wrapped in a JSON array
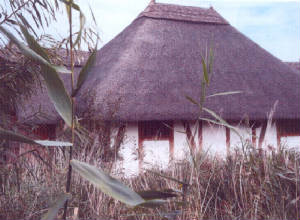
[
  {"x1": 285, "y1": 62, "x2": 300, "y2": 73},
  {"x1": 140, "y1": 3, "x2": 229, "y2": 24},
  {"x1": 76, "y1": 3, "x2": 300, "y2": 122},
  {"x1": 15, "y1": 3, "x2": 300, "y2": 124}
]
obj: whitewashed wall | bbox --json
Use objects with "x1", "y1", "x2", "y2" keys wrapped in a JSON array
[
  {"x1": 115, "y1": 122, "x2": 139, "y2": 176},
  {"x1": 202, "y1": 123, "x2": 227, "y2": 157},
  {"x1": 115, "y1": 121, "x2": 299, "y2": 176},
  {"x1": 281, "y1": 136, "x2": 300, "y2": 150}
]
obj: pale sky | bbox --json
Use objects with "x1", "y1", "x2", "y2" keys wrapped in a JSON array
[
  {"x1": 1, "y1": 0, "x2": 300, "y2": 61},
  {"x1": 67, "y1": 0, "x2": 300, "y2": 62}
]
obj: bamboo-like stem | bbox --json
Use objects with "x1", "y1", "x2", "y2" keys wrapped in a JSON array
[{"x1": 63, "y1": 2, "x2": 75, "y2": 219}]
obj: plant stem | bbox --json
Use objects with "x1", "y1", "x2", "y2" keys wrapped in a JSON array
[{"x1": 63, "y1": 2, "x2": 75, "y2": 219}]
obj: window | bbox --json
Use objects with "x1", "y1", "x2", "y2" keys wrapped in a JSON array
[
  {"x1": 32, "y1": 124, "x2": 56, "y2": 140},
  {"x1": 277, "y1": 120, "x2": 300, "y2": 137},
  {"x1": 138, "y1": 121, "x2": 173, "y2": 140},
  {"x1": 138, "y1": 121, "x2": 174, "y2": 161}
]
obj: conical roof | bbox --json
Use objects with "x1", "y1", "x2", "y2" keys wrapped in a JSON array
[
  {"x1": 17, "y1": 3, "x2": 299, "y2": 124},
  {"x1": 78, "y1": 2, "x2": 300, "y2": 122}
]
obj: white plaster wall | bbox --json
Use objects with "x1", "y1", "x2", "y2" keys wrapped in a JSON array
[
  {"x1": 280, "y1": 136, "x2": 300, "y2": 151},
  {"x1": 173, "y1": 122, "x2": 188, "y2": 160},
  {"x1": 230, "y1": 125, "x2": 252, "y2": 152},
  {"x1": 116, "y1": 121, "x2": 196, "y2": 176},
  {"x1": 142, "y1": 140, "x2": 169, "y2": 170},
  {"x1": 115, "y1": 122, "x2": 139, "y2": 176},
  {"x1": 202, "y1": 123, "x2": 227, "y2": 157},
  {"x1": 173, "y1": 122, "x2": 198, "y2": 160},
  {"x1": 142, "y1": 121, "x2": 199, "y2": 169},
  {"x1": 115, "y1": 121, "x2": 295, "y2": 177}
]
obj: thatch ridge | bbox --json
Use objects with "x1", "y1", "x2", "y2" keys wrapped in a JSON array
[{"x1": 139, "y1": 3, "x2": 229, "y2": 25}]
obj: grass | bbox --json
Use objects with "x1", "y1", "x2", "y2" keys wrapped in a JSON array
[{"x1": 0, "y1": 140, "x2": 299, "y2": 220}]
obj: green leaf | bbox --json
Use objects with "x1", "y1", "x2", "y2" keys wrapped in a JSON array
[
  {"x1": 51, "y1": 64, "x2": 71, "y2": 74},
  {"x1": 59, "y1": 0, "x2": 85, "y2": 47},
  {"x1": 201, "y1": 56, "x2": 209, "y2": 85},
  {"x1": 207, "y1": 91, "x2": 242, "y2": 98},
  {"x1": 59, "y1": 0, "x2": 80, "y2": 11},
  {"x1": 72, "y1": 45, "x2": 97, "y2": 97},
  {"x1": 0, "y1": 127, "x2": 36, "y2": 145},
  {"x1": 65, "y1": 1, "x2": 71, "y2": 23},
  {"x1": 41, "y1": 193, "x2": 71, "y2": 220},
  {"x1": 70, "y1": 160, "x2": 145, "y2": 207},
  {"x1": 185, "y1": 95, "x2": 199, "y2": 105},
  {"x1": 19, "y1": 24, "x2": 49, "y2": 60},
  {"x1": 0, "y1": 26, "x2": 69, "y2": 73},
  {"x1": 73, "y1": 11, "x2": 86, "y2": 47},
  {"x1": 41, "y1": 65, "x2": 73, "y2": 127},
  {"x1": 17, "y1": 14, "x2": 37, "y2": 37},
  {"x1": 0, "y1": 127, "x2": 72, "y2": 147},
  {"x1": 0, "y1": 26, "x2": 51, "y2": 66},
  {"x1": 202, "y1": 107, "x2": 227, "y2": 125}
]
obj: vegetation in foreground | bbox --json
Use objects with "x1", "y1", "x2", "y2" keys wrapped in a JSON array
[{"x1": 1, "y1": 142, "x2": 299, "y2": 220}]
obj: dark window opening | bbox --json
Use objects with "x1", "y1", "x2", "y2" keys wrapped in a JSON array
[
  {"x1": 139, "y1": 121, "x2": 173, "y2": 140},
  {"x1": 277, "y1": 120, "x2": 300, "y2": 137},
  {"x1": 32, "y1": 124, "x2": 56, "y2": 140}
]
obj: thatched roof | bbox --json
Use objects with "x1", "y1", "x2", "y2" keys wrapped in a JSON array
[
  {"x1": 0, "y1": 46, "x2": 40, "y2": 116},
  {"x1": 16, "y1": 3, "x2": 300, "y2": 124},
  {"x1": 75, "y1": 2, "x2": 300, "y2": 122},
  {"x1": 285, "y1": 62, "x2": 300, "y2": 73}
]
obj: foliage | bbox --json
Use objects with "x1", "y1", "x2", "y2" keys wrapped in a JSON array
[
  {"x1": 0, "y1": 0, "x2": 99, "y2": 219},
  {"x1": 0, "y1": 0, "x2": 61, "y2": 120},
  {"x1": 1, "y1": 144, "x2": 299, "y2": 219}
]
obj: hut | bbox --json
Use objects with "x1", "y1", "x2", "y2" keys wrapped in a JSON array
[
  {"x1": 15, "y1": 2, "x2": 300, "y2": 173},
  {"x1": 0, "y1": 47, "x2": 90, "y2": 163}
]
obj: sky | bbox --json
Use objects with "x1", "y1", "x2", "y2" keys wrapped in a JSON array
[
  {"x1": 1, "y1": 0, "x2": 300, "y2": 61},
  {"x1": 75, "y1": 0, "x2": 300, "y2": 62}
]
